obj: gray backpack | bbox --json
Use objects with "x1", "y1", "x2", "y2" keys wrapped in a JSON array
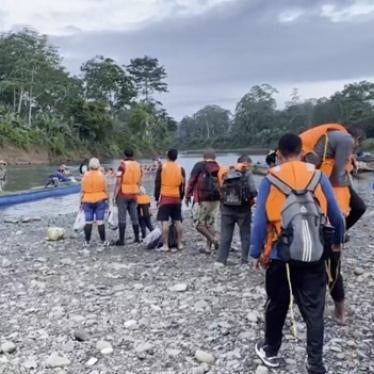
[{"x1": 267, "y1": 171, "x2": 325, "y2": 263}]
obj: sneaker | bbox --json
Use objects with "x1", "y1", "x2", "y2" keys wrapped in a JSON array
[
  {"x1": 100, "y1": 241, "x2": 110, "y2": 248},
  {"x1": 171, "y1": 247, "x2": 178, "y2": 253},
  {"x1": 155, "y1": 245, "x2": 170, "y2": 252},
  {"x1": 83, "y1": 241, "x2": 90, "y2": 248},
  {"x1": 177, "y1": 243, "x2": 184, "y2": 251},
  {"x1": 255, "y1": 342, "x2": 280, "y2": 368},
  {"x1": 110, "y1": 240, "x2": 124, "y2": 246}
]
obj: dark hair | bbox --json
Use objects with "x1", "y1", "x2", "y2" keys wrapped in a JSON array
[
  {"x1": 124, "y1": 149, "x2": 134, "y2": 158},
  {"x1": 203, "y1": 149, "x2": 216, "y2": 160},
  {"x1": 278, "y1": 133, "x2": 302, "y2": 157},
  {"x1": 347, "y1": 126, "x2": 366, "y2": 141},
  {"x1": 167, "y1": 149, "x2": 178, "y2": 161},
  {"x1": 265, "y1": 150, "x2": 277, "y2": 166},
  {"x1": 237, "y1": 154, "x2": 252, "y2": 163}
]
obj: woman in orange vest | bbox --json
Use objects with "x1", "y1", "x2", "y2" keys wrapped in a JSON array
[
  {"x1": 81, "y1": 158, "x2": 108, "y2": 246},
  {"x1": 137, "y1": 186, "x2": 154, "y2": 239},
  {"x1": 112, "y1": 149, "x2": 142, "y2": 246}
]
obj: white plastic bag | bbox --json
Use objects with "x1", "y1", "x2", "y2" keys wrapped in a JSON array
[
  {"x1": 144, "y1": 228, "x2": 162, "y2": 249},
  {"x1": 73, "y1": 210, "x2": 85, "y2": 231},
  {"x1": 108, "y1": 206, "x2": 118, "y2": 230}
]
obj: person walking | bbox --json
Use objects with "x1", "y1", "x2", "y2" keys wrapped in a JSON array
[
  {"x1": 81, "y1": 158, "x2": 108, "y2": 247},
  {"x1": 112, "y1": 149, "x2": 142, "y2": 246},
  {"x1": 154, "y1": 149, "x2": 185, "y2": 252},
  {"x1": 216, "y1": 155, "x2": 257, "y2": 265},
  {"x1": 137, "y1": 186, "x2": 154, "y2": 240},
  {"x1": 299, "y1": 123, "x2": 367, "y2": 323},
  {"x1": 185, "y1": 149, "x2": 221, "y2": 253},
  {"x1": 250, "y1": 133, "x2": 345, "y2": 374}
]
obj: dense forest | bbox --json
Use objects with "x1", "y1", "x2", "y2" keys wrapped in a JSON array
[
  {"x1": 177, "y1": 83, "x2": 374, "y2": 150},
  {"x1": 0, "y1": 29, "x2": 176, "y2": 160},
  {"x1": 1, "y1": 29, "x2": 373, "y2": 162}
]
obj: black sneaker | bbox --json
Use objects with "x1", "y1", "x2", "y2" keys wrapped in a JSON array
[{"x1": 255, "y1": 342, "x2": 280, "y2": 368}]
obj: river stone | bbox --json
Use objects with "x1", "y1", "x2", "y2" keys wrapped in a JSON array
[
  {"x1": 247, "y1": 311, "x2": 260, "y2": 323},
  {"x1": 45, "y1": 353, "x2": 70, "y2": 368},
  {"x1": 354, "y1": 267, "x2": 365, "y2": 276},
  {"x1": 195, "y1": 350, "x2": 215, "y2": 365},
  {"x1": 255, "y1": 365, "x2": 269, "y2": 374},
  {"x1": 169, "y1": 283, "x2": 188, "y2": 292},
  {"x1": 96, "y1": 341, "x2": 113, "y2": 355},
  {"x1": 85, "y1": 357, "x2": 98, "y2": 367},
  {"x1": 74, "y1": 329, "x2": 89, "y2": 342},
  {"x1": 47, "y1": 227, "x2": 65, "y2": 241},
  {"x1": 124, "y1": 320, "x2": 138, "y2": 330},
  {"x1": 23, "y1": 357, "x2": 37, "y2": 369},
  {"x1": 1, "y1": 341, "x2": 16, "y2": 354}
]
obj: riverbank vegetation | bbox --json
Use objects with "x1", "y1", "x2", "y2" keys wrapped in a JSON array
[
  {"x1": 0, "y1": 29, "x2": 176, "y2": 161},
  {"x1": 177, "y1": 83, "x2": 374, "y2": 150},
  {"x1": 1, "y1": 29, "x2": 373, "y2": 163}
]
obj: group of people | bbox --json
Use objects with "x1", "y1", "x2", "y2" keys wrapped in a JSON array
[{"x1": 79, "y1": 123, "x2": 367, "y2": 374}]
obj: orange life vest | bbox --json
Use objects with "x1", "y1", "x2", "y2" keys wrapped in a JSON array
[
  {"x1": 137, "y1": 194, "x2": 151, "y2": 205},
  {"x1": 160, "y1": 161, "x2": 183, "y2": 198},
  {"x1": 217, "y1": 166, "x2": 229, "y2": 187},
  {"x1": 263, "y1": 161, "x2": 328, "y2": 263},
  {"x1": 299, "y1": 123, "x2": 351, "y2": 216},
  {"x1": 81, "y1": 170, "x2": 107, "y2": 203},
  {"x1": 120, "y1": 160, "x2": 142, "y2": 195}
]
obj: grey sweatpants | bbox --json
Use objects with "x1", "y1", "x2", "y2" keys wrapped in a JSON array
[
  {"x1": 217, "y1": 207, "x2": 252, "y2": 264},
  {"x1": 116, "y1": 197, "x2": 139, "y2": 226}
]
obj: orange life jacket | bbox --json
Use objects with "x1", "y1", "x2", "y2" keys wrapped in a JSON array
[
  {"x1": 160, "y1": 161, "x2": 183, "y2": 198},
  {"x1": 81, "y1": 170, "x2": 107, "y2": 203},
  {"x1": 217, "y1": 166, "x2": 229, "y2": 187},
  {"x1": 263, "y1": 161, "x2": 328, "y2": 263},
  {"x1": 137, "y1": 194, "x2": 151, "y2": 205},
  {"x1": 300, "y1": 124, "x2": 351, "y2": 216},
  {"x1": 120, "y1": 160, "x2": 142, "y2": 195}
]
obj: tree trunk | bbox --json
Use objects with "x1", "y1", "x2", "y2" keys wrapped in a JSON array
[
  {"x1": 13, "y1": 87, "x2": 17, "y2": 113},
  {"x1": 28, "y1": 68, "x2": 35, "y2": 128},
  {"x1": 17, "y1": 87, "x2": 23, "y2": 114},
  {"x1": 145, "y1": 79, "x2": 148, "y2": 102}
]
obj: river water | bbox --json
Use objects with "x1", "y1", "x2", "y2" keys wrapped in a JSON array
[{"x1": 1, "y1": 152, "x2": 372, "y2": 218}]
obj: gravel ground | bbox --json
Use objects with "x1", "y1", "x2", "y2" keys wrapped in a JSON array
[{"x1": 0, "y1": 193, "x2": 373, "y2": 374}]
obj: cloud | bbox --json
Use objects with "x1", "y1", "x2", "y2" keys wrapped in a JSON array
[
  {"x1": 3, "y1": 0, "x2": 374, "y2": 118},
  {"x1": 0, "y1": 0, "x2": 237, "y2": 35}
]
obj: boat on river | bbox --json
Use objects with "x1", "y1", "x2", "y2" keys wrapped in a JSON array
[{"x1": 0, "y1": 183, "x2": 80, "y2": 208}]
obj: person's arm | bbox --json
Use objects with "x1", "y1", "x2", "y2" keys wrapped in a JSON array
[
  {"x1": 320, "y1": 174, "x2": 345, "y2": 245},
  {"x1": 113, "y1": 164, "x2": 125, "y2": 201},
  {"x1": 180, "y1": 167, "x2": 186, "y2": 200},
  {"x1": 250, "y1": 178, "x2": 271, "y2": 259},
  {"x1": 247, "y1": 171, "x2": 258, "y2": 198},
  {"x1": 154, "y1": 166, "x2": 162, "y2": 201},
  {"x1": 330, "y1": 135, "x2": 354, "y2": 187},
  {"x1": 186, "y1": 162, "x2": 203, "y2": 199}
]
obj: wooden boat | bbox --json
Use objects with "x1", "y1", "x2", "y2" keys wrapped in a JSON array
[
  {"x1": 252, "y1": 163, "x2": 268, "y2": 176},
  {"x1": 0, "y1": 183, "x2": 80, "y2": 208}
]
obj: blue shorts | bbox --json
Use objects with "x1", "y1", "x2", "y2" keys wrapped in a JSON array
[{"x1": 82, "y1": 201, "x2": 107, "y2": 222}]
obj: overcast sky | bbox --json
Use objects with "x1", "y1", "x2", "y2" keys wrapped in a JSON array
[{"x1": 1, "y1": 0, "x2": 374, "y2": 119}]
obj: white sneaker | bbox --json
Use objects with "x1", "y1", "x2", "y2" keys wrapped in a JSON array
[
  {"x1": 83, "y1": 241, "x2": 90, "y2": 248},
  {"x1": 155, "y1": 245, "x2": 170, "y2": 252}
]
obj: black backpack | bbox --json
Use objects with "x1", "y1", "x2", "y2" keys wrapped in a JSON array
[
  {"x1": 198, "y1": 169, "x2": 220, "y2": 201},
  {"x1": 222, "y1": 169, "x2": 252, "y2": 206}
]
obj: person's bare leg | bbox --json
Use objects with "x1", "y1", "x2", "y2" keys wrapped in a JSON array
[
  {"x1": 160, "y1": 221, "x2": 170, "y2": 251},
  {"x1": 175, "y1": 221, "x2": 183, "y2": 250},
  {"x1": 334, "y1": 301, "x2": 346, "y2": 325}
]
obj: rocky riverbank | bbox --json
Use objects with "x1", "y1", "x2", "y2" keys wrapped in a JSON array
[{"x1": 0, "y1": 195, "x2": 373, "y2": 374}]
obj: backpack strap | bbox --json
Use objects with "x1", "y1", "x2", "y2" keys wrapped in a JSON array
[
  {"x1": 266, "y1": 174, "x2": 293, "y2": 196},
  {"x1": 306, "y1": 171, "x2": 322, "y2": 192}
]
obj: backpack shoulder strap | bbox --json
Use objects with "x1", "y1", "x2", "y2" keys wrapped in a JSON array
[
  {"x1": 266, "y1": 174, "x2": 293, "y2": 196},
  {"x1": 306, "y1": 171, "x2": 322, "y2": 192}
]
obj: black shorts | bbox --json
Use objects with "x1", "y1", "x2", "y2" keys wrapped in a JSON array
[{"x1": 157, "y1": 204, "x2": 182, "y2": 222}]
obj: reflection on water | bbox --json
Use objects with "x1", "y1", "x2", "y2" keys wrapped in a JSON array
[{"x1": 1, "y1": 152, "x2": 372, "y2": 218}]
